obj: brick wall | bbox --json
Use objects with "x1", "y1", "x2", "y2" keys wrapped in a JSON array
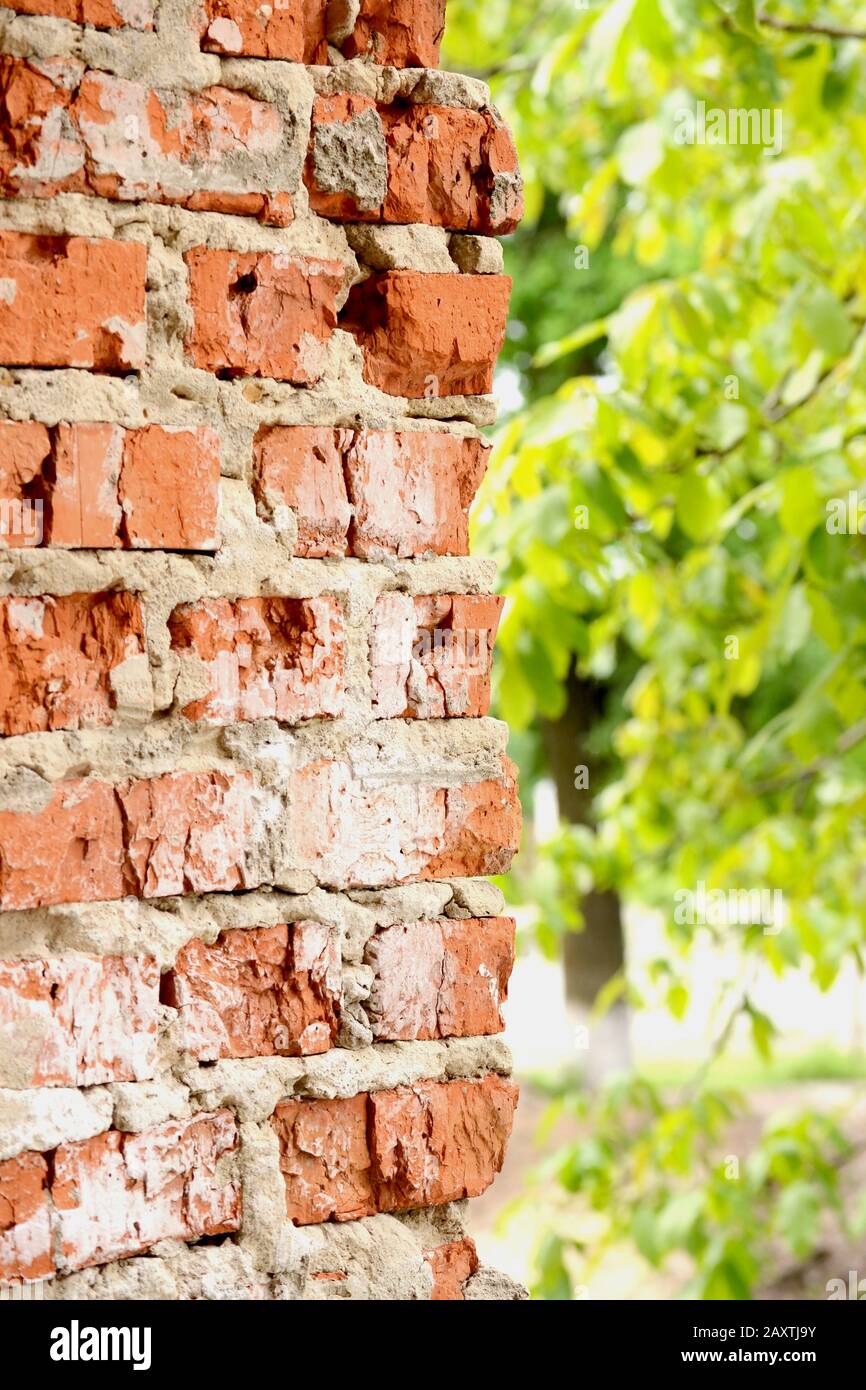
[{"x1": 0, "y1": 0, "x2": 524, "y2": 1302}]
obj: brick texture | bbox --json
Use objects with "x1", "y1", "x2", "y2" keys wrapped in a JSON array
[
  {"x1": 0, "y1": 58, "x2": 293, "y2": 224},
  {"x1": 425, "y1": 1236, "x2": 479, "y2": 1300},
  {"x1": 0, "y1": 232, "x2": 146, "y2": 371},
  {"x1": 307, "y1": 95, "x2": 523, "y2": 234},
  {"x1": 341, "y1": 272, "x2": 511, "y2": 397},
  {"x1": 0, "y1": 591, "x2": 144, "y2": 735},
  {"x1": 0, "y1": 422, "x2": 220, "y2": 551},
  {"x1": 273, "y1": 1075, "x2": 517, "y2": 1224},
  {"x1": 290, "y1": 757, "x2": 521, "y2": 888},
  {"x1": 370, "y1": 593, "x2": 504, "y2": 718},
  {"x1": 0, "y1": 955, "x2": 159, "y2": 1086},
  {"x1": 253, "y1": 426, "x2": 489, "y2": 560},
  {"x1": 365, "y1": 917, "x2": 515, "y2": 1041},
  {"x1": 0, "y1": 0, "x2": 523, "y2": 1301},
  {"x1": 184, "y1": 248, "x2": 343, "y2": 381},
  {"x1": 52, "y1": 1113, "x2": 240, "y2": 1271},
  {"x1": 0, "y1": 772, "x2": 252, "y2": 910},
  {"x1": 200, "y1": 0, "x2": 445, "y2": 67},
  {"x1": 169, "y1": 596, "x2": 346, "y2": 724},
  {"x1": 0, "y1": 1151, "x2": 52, "y2": 1284},
  {"x1": 4, "y1": 0, "x2": 152, "y2": 28},
  {"x1": 163, "y1": 922, "x2": 341, "y2": 1060}
]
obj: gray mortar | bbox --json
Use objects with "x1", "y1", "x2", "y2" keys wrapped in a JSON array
[
  {"x1": 347, "y1": 222, "x2": 458, "y2": 273},
  {"x1": 312, "y1": 105, "x2": 389, "y2": 211},
  {"x1": 0, "y1": 1083, "x2": 114, "y2": 1160},
  {"x1": 450, "y1": 234, "x2": 505, "y2": 275},
  {"x1": 464, "y1": 1267, "x2": 529, "y2": 1300}
]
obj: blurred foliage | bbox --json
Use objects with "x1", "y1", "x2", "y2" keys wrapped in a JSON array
[{"x1": 443, "y1": 0, "x2": 866, "y2": 1299}]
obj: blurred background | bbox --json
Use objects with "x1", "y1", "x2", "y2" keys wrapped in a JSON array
[{"x1": 441, "y1": 0, "x2": 866, "y2": 1299}]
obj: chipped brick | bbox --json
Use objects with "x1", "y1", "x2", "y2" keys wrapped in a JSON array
[{"x1": 163, "y1": 921, "x2": 341, "y2": 1060}]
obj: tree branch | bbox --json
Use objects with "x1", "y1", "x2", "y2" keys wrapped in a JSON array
[{"x1": 758, "y1": 11, "x2": 866, "y2": 41}]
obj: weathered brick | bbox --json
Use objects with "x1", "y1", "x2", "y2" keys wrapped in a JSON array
[
  {"x1": 163, "y1": 921, "x2": 341, "y2": 1060},
  {"x1": 184, "y1": 247, "x2": 342, "y2": 382},
  {"x1": 0, "y1": 421, "x2": 50, "y2": 548},
  {"x1": 307, "y1": 96, "x2": 523, "y2": 235},
  {"x1": 341, "y1": 271, "x2": 510, "y2": 397},
  {"x1": 371, "y1": 1076, "x2": 517, "y2": 1210},
  {"x1": 340, "y1": 0, "x2": 446, "y2": 67},
  {"x1": 4, "y1": 0, "x2": 153, "y2": 28},
  {"x1": 273, "y1": 1093, "x2": 374, "y2": 1225},
  {"x1": 118, "y1": 772, "x2": 252, "y2": 899},
  {"x1": 364, "y1": 916, "x2": 515, "y2": 1041},
  {"x1": 0, "y1": 955, "x2": 159, "y2": 1087},
  {"x1": 253, "y1": 426, "x2": 352, "y2": 558},
  {"x1": 52, "y1": 1112, "x2": 240, "y2": 1272},
  {"x1": 0, "y1": 1151, "x2": 53, "y2": 1284},
  {"x1": 0, "y1": 771, "x2": 252, "y2": 910},
  {"x1": 290, "y1": 756, "x2": 521, "y2": 888},
  {"x1": 345, "y1": 430, "x2": 489, "y2": 559},
  {"x1": 200, "y1": 0, "x2": 444, "y2": 67},
  {"x1": 370, "y1": 592, "x2": 504, "y2": 719},
  {"x1": 201, "y1": 0, "x2": 328, "y2": 62},
  {"x1": 252, "y1": 426, "x2": 488, "y2": 560},
  {"x1": 0, "y1": 779, "x2": 125, "y2": 912},
  {"x1": 169, "y1": 596, "x2": 346, "y2": 724},
  {"x1": 0, "y1": 58, "x2": 293, "y2": 225},
  {"x1": 0, "y1": 422, "x2": 220, "y2": 551},
  {"x1": 425, "y1": 1236, "x2": 479, "y2": 1300},
  {"x1": 272, "y1": 1075, "x2": 517, "y2": 1225},
  {"x1": 0, "y1": 232, "x2": 146, "y2": 371},
  {"x1": 0, "y1": 591, "x2": 144, "y2": 736}
]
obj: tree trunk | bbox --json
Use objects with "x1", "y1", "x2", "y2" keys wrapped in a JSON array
[{"x1": 540, "y1": 669, "x2": 630, "y2": 1085}]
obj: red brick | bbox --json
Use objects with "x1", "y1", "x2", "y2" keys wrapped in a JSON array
[
  {"x1": 0, "y1": 771, "x2": 252, "y2": 910},
  {"x1": 252, "y1": 426, "x2": 488, "y2": 560},
  {"x1": 345, "y1": 430, "x2": 488, "y2": 558},
  {"x1": 290, "y1": 755, "x2": 521, "y2": 888},
  {"x1": 370, "y1": 592, "x2": 503, "y2": 718},
  {"x1": 272, "y1": 1075, "x2": 517, "y2": 1225},
  {"x1": 201, "y1": 0, "x2": 328, "y2": 62},
  {"x1": 52, "y1": 1112, "x2": 240, "y2": 1272},
  {"x1": 272, "y1": 1094, "x2": 375, "y2": 1225},
  {"x1": 169, "y1": 596, "x2": 346, "y2": 724},
  {"x1": 0, "y1": 778, "x2": 125, "y2": 912},
  {"x1": 0, "y1": 1151, "x2": 53, "y2": 1285},
  {"x1": 341, "y1": 0, "x2": 446, "y2": 67},
  {"x1": 0, "y1": 955, "x2": 159, "y2": 1086},
  {"x1": 163, "y1": 921, "x2": 341, "y2": 1060},
  {"x1": 253, "y1": 426, "x2": 352, "y2": 558},
  {"x1": 371, "y1": 1076, "x2": 517, "y2": 1210},
  {"x1": 0, "y1": 232, "x2": 146, "y2": 371},
  {"x1": 0, "y1": 591, "x2": 144, "y2": 736},
  {"x1": 0, "y1": 421, "x2": 51, "y2": 548},
  {"x1": 200, "y1": 0, "x2": 443, "y2": 66},
  {"x1": 341, "y1": 272, "x2": 510, "y2": 397},
  {"x1": 185, "y1": 248, "x2": 342, "y2": 381},
  {"x1": 4, "y1": 0, "x2": 152, "y2": 28},
  {"x1": 365, "y1": 916, "x2": 515, "y2": 1041},
  {"x1": 0, "y1": 59, "x2": 293, "y2": 225},
  {"x1": 0, "y1": 422, "x2": 220, "y2": 551},
  {"x1": 118, "y1": 772, "x2": 252, "y2": 899},
  {"x1": 425, "y1": 1236, "x2": 479, "y2": 1300},
  {"x1": 307, "y1": 96, "x2": 522, "y2": 235}
]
